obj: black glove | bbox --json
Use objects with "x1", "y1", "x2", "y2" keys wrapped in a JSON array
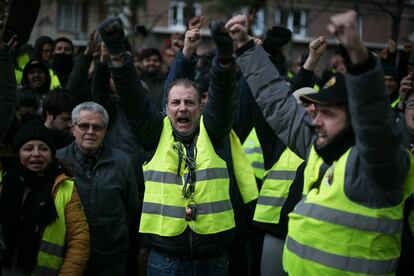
[
  {"x1": 262, "y1": 26, "x2": 292, "y2": 55},
  {"x1": 97, "y1": 16, "x2": 125, "y2": 55},
  {"x1": 210, "y1": 20, "x2": 233, "y2": 59}
]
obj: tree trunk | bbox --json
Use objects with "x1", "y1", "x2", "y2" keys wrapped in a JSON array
[
  {"x1": 390, "y1": 0, "x2": 404, "y2": 43},
  {"x1": 391, "y1": 14, "x2": 401, "y2": 43}
]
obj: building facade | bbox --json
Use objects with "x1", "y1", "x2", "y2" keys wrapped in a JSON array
[{"x1": 30, "y1": 0, "x2": 414, "y2": 67}]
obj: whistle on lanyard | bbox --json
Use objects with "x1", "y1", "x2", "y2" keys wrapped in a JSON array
[{"x1": 185, "y1": 203, "x2": 197, "y2": 221}]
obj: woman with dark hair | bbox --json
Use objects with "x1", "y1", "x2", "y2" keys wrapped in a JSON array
[
  {"x1": 34, "y1": 36, "x2": 54, "y2": 65},
  {"x1": 0, "y1": 119, "x2": 89, "y2": 276}
]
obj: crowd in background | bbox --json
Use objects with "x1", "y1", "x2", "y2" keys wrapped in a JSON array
[{"x1": 0, "y1": 8, "x2": 413, "y2": 276}]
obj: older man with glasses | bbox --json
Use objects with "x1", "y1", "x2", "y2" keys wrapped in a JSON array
[{"x1": 57, "y1": 101, "x2": 140, "y2": 276}]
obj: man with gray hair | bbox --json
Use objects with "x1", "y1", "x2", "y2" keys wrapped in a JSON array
[{"x1": 57, "y1": 101, "x2": 140, "y2": 276}]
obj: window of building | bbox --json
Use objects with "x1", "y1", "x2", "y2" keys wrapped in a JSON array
[
  {"x1": 358, "y1": 16, "x2": 363, "y2": 39},
  {"x1": 57, "y1": 1, "x2": 85, "y2": 33},
  {"x1": 409, "y1": 18, "x2": 414, "y2": 42},
  {"x1": 275, "y1": 8, "x2": 307, "y2": 38},
  {"x1": 233, "y1": 7, "x2": 265, "y2": 37},
  {"x1": 168, "y1": 0, "x2": 201, "y2": 31},
  {"x1": 251, "y1": 9, "x2": 265, "y2": 37}
]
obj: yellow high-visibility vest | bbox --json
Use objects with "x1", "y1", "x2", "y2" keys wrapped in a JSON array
[
  {"x1": 254, "y1": 148, "x2": 302, "y2": 224},
  {"x1": 284, "y1": 148, "x2": 414, "y2": 275},
  {"x1": 140, "y1": 117, "x2": 235, "y2": 236}
]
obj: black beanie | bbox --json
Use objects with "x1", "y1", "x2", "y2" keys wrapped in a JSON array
[{"x1": 13, "y1": 118, "x2": 56, "y2": 156}]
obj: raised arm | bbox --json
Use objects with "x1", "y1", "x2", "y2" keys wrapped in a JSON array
[
  {"x1": 162, "y1": 27, "x2": 201, "y2": 107},
  {"x1": 290, "y1": 36, "x2": 327, "y2": 92},
  {"x1": 329, "y1": 10, "x2": 409, "y2": 187},
  {"x1": 91, "y1": 44, "x2": 118, "y2": 127},
  {"x1": 202, "y1": 21, "x2": 238, "y2": 145},
  {"x1": 66, "y1": 31, "x2": 99, "y2": 102},
  {"x1": 98, "y1": 16, "x2": 163, "y2": 151},
  {"x1": 227, "y1": 15, "x2": 314, "y2": 159}
]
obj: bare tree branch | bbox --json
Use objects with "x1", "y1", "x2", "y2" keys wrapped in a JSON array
[{"x1": 367, "y1": 0, "x2": 394, "y2": 18}]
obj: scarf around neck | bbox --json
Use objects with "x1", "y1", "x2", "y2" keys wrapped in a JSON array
[{"x1": 0, "y1": 159, "x2": 63, "y2": 272}]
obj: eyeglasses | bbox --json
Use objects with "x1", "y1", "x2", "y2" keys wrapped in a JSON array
[
  {"x1": 75, "y1": 123, "x2": 105, "y2": 132},
  {"x1": 406, "y1": 100, "x2": 414, "y2": 109}
]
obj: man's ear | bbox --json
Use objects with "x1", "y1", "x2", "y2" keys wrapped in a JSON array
[
  {"x1": 71, "y1": 125, "x2": 76, "y2": 137},
  {"x1": 165, "y1": 104, "x2": 169, "y2": 115},
  {"x1": 44, "y1": 111, "x2": 53, "y2": 126}
]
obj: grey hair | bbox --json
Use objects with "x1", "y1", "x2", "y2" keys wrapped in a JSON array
[{"x1": 71, "y1": 101, "x2": 109, "y2": 127}]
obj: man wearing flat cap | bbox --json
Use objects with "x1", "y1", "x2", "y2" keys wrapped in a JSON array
[{"x1": 227, "y1": 10, "x2": 414, "y2": 276}]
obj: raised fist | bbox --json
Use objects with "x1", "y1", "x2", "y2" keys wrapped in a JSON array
[
  {"x1": 210, "y1": 20, "x2": 233, "y2": 58},
  {"x1": 97, "y1": 16, "x2": 125, "y2": 55}
]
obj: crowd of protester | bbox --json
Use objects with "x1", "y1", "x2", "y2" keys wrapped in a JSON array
[{"x1": 0, "y1": 8, "x2": 413, "y2": 276}]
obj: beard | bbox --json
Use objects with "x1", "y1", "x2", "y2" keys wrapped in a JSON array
[{"x1": 314, "y1": 123, "x2": 355, "y2": 164}]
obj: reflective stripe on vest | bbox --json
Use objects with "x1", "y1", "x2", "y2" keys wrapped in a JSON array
[
  {"x1": 142, "y1": 200, "x2": 233, "y2": 217},
  {"x1": 140, "y1": 116, "x2": 235, "y2": 236},
  {"x1": 253, "y1": 148, "x2": 302, "y2": 224},
  {"x1": 144, "y1": 168, "x2": 228, "y2": 185},
  {"x1": 242, "y1": 129, "x2": 264, "y2": 180},
  {"x1": 251, "y1": 162, "x2": 264, "y2": 171},
  {"x1": 256, "y1": 195, "x2": 286, "y2": 207},
  {"x1": 244, "y1": 147, "x2": 262, "y2": 154},
  {"x1": 294, "y1": 202, "x2": 403, "y2": 235},
  {"x1": 286, "y1": 236, "x2": 399, "y2": 275},
  {"x1": 229, "y1": 130, "x2": 258, "y2": 204},
  {"x1": 38, "y1": 240, "x2": 65, "y2": 258},
  {"x1": 284, "y1": 147, "x2": 413, "y2": 275},
  {"x1": 266, "y1": 170, "x2": 297, "y2": 181},
  {"x1": 36, "y1": 178, "x2": 74, "y2": 272}
]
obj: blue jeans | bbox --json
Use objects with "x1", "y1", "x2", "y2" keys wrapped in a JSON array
[{"x1": 147, "y1": 249, "x2": 229, "y2": 276}]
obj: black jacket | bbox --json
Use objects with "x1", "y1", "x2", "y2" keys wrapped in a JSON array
[
  {"x1": 0, "y1": 43, "x2": 17, "y2": 142},
  {"x1": 110, "y1": 55, "x2": 238, "y2": 258},
  {"x1": 57, "y1": 143, "x2": 140, "y2": 266}
]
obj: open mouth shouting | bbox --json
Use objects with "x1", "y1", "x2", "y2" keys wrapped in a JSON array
[{"x1": 176, "y1": 116, "x2": 192, "y2": 132}]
